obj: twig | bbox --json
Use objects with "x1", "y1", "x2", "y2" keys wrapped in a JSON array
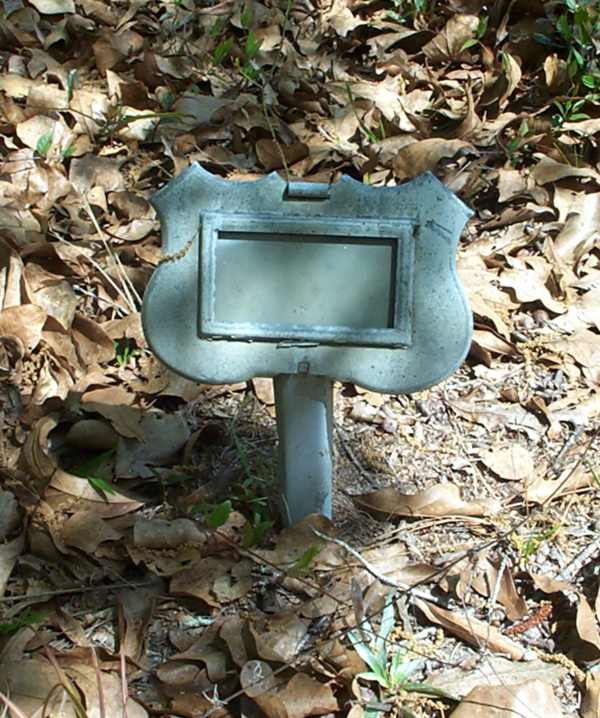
[
  {"x1": 54, "y1": 234, "x2": 135, "y2": 313},
  {"x1": 559, "y1": 532, "x2": 600, "y2": 581},
  {"x1": 334, "y1": 423, "x2": 371, "y2": 479},
  {"x1": 309, "y1": 526, "x2": 446, "y2": 606},
  {"x1": 81, "y1": 197, "x2": 141, "y2": 312},
  {"x1": 0, "y1": 581, "x2": 157, "y2": 604},
  {"x1": 73, "y1": 285, "x2": 129, "y2": 316},
  {"x1": 550, "y1": 424, "x2": 586, "y2": 478}
]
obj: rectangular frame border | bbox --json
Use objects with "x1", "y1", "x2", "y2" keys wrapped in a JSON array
[{"x1": 199, "y1": 212, "x2": 415, "y2": 348}]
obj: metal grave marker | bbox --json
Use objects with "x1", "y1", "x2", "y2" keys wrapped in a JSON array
[{"x1": 142, "y1": 164, "x2": 473, "y2": 525}]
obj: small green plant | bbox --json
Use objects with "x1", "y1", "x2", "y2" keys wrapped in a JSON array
[
  {"x1": 386, "y1": 0, "x2": 428, "y2": 24},
  {"x1": 462, "y1": 15, "x2": 489, "y2": 50},
  {"x1": 512, "y1": 523, "x2": 560, "y2": 561},
  {"x1": 72, "y1": 448, "x2": 116, "y2": 497},
  {"x1": 503, "y1": 119, "x2": 535, "y2": 166},
  {"x1": 190, "y1": 420, "x2": 275, "y2": 546},
  {"x1": 288, "y1": 544, "x2": 321, "y2": 577},
  {"x1": 536, "y1": 0, "x2": 600, "y2": 92},
  {"x1": 552, "y1": 97, "x2": 591, "y2": 126},
  {"x1": 94, "y1": 106, "x2": 187, "y2": 142},
  {"x1": 348, "y1": 593, "x2": 450, "y2": 717},
  {"x1": 210, "y1": 3, "x2": 263, "y2": 83},
  {"x1": 0, "y1": 609, "x2": 46, "y2": 635},
  {"x1": 35, "y1": 131, "x2": 53, "y2": 158},
  {"x1": 114, "y1": 338, "x2": 140, "y2": 368},
  {"x1": 345, "y1": 84, "x2": 386, "y2": 144}
]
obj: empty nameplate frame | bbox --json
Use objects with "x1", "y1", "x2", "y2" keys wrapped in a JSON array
[{"x1": 199, "y1": 213, "x2": 415, "y2": 347}]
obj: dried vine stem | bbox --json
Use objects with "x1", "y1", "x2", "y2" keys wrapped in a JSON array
[{"x1": 309, "y1": 526, "x2": 445, "y2": 606}]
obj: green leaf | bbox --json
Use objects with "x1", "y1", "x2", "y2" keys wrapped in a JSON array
[
  {"x1": 66, "y1": 69, "x2": 77, "y2": 103},
  {"x1": 571, "y1": 46, "x2": 585, "y2": 66},
  {"x1": 88, "y1": 476, "x2": 116, "y2": 496},
  {"x1": 242, "y1": 518, "x2": 273, "y2": 547},
  {"x1": 372, "y1": 591, "x2": 396, "y2": 659},
  {"x1": 35, "y1": 131, "x2": 53, "y2": 157},
  {"x1": 476, "y1": 15, "x2": 488, "y2": 38},
  {"x1": 348, "y1": 631, "x2": 387, "y2": 680},
  {"x1": 213, "y1": 36, "x2": 234, "y2": 65},
  {"x1": 245, "y1": 30, "x2": 262, "y2": 59},
  {"x1": 240, "y1": 4, "x2": 253, "y2": 29},
  {"x1": 356, "y1": 670, "x2": 390, "y2": 689},
  {"x1": 402, "y1": 681, "x2": 456, "y2": 699},
  {"x1": 289, "y1": 544, "x2": 321, "y2": 576},
  {"x1": 209, "y1": 17, "x2": 226, "y2": 37},
  {"x1": 207, "y1": 500, "x2": 232, "y2": 528},
  {"x1": 348, "y1": 630, "x2": 378, "y2": 668},
  {"x1": 568, "y1": 112, "x2": 591, "y2": 121},
  {"x1": 582, "y1": 74, "x2": 598, "y2": 88},
  {"x1": 0, "y1": 610, "x2": 46, "y2": 635},
  {"x1": 72, "y1": 448, "x2": 116, "y2": 479},
  {"x1": 461, "y1": 37, "x2": 479, "y2": 50}
]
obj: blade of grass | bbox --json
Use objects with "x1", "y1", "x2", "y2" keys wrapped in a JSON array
[
  {"x1": 119, "y1": 645, "x2": 129, "y2": 718},
  {"x1": 45, "y1": 647, "x2": 87, "y2": 718},
  {"x1": 90, "y1": 647, "x2": 106, "y2": 718},
  {"x1": 0, "y1": 691, "x2": 30, "y2": 718}
]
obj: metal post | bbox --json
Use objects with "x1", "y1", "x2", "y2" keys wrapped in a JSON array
[{"x1": 273, "y1": 374, "x2": 334, "y2": 526}]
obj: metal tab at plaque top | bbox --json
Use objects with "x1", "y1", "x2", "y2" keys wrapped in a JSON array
[{"x1": 142, "y1": 164, "x2": 473, "y2": 526}]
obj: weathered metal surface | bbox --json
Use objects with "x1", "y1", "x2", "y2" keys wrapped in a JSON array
[
  {"x1": 274, "y1": 374, "x2": 333, "y2": 525},
  {"x1": 142, "y1": 163, "x2": 473, "y2": 395},
  {"x1": 200, "y1": 212, "x2": 414, "y2": 347},
  {"x1": 143, "y1": 165, "x2": 473, "y2": 524}
]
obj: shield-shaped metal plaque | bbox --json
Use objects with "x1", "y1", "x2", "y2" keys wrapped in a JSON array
[{"x1": 143, "y1": 164, "x2": 473, "y2": 394}]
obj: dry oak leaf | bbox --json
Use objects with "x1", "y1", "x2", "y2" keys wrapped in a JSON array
[
  {"x1": 553, "y1": 192, "x2": 600, "y2": 263},
  {"x1": 62, "y1": 510, "x2": 123, "y2": 553},
  {"x1": 582, "y1": 672, "x2": 600, "y2": 718},
  {"x1": 0, "y1": 491, "x2": 20, "y2": 541},
  {"x1": 25, "y1": 264, "x2": 79, "y2": 330},
  {"x1": 553, "y1": 287, "x2": 600, "y2": 333},
  {"x1": 255, "y1": 139, "x2": 309, "y2": 171},
  {"x1": 242, "y1": 663, "x2": 339, "y2": 718},
  {"x1": 577, "y1": 597, "x2": 600, "y2": 655},
  {"x1": 393, "y1": 138, "x2": 473, "y2": 180},
  {"x1": 531, "y1": 153, "x2": 600, "y2": 185},
  {"x1": 524, "y1": 464, "x2": 591, "y2": 504},
  {"x1": 253, "y1": 377, "x2": 275, "y2": 405},
  {"x1": 415, "y1": 598, "x2": 526, "y2": 660},
  {"x1": 0, "y1": 532, "x2": 25, "y2": 598},
  {"x1": 430, "y1": 656, "x2": 567, "y2": 699},
  {"x1": 250, "y1": 613, "x2": 309, "y2": 663},
  {"x1": 0, "y1": 657, "x2": 78, "y2": 717},
  {"x1": 548, "y1": 329, "x2": 600, "y2": 368},
  {"x1": 499, "y1": 267, "x2": 565, "y2": 314},
  {"x1": 170, "y1": 557, "x2": 253, "y2": 606},
  {"x1": 480, "y1": 445, "x2": 535, "y2": 481},
  {"x1": 450, "y1": 679, "x2": 566, "y2": 717},
  {"x1": 66, "y1": 662, "x2": 148, "y2": 718},
  {"x1": 448, "y1": 398, "x2": 544, "y2": 439},
  {"x1": 0, "y1": 239, "x2": 23, "y2": 310},
  {"x1": 423, "y1": 14, "x2": 479, "y2": 62},
  {"x1": 50, "y1": 469, "x2": 143, "y2": 515},
  {"x1": 322, "y1": 0, "x2": 365, "y2": 37},
  {"x1": 28, "y1": 0, "x2": 75, "y2": 12},
  {"x1": 0, "y1": 304, "x2": 46, "y2": 351},
  {"x1": 352, "y1": 484, "x2": 500, "y2": 518}
]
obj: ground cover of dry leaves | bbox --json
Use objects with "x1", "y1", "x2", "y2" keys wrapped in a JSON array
[{"x1": 1, "y1": 0, "x2": 600, "y2": 716}]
